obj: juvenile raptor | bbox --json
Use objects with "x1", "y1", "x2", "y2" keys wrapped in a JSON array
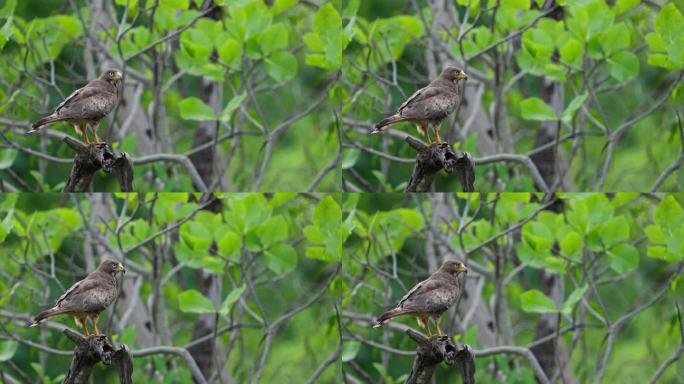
[
  {"x1": 373, "y1": 260, "x2": 467, "y2": 337},
  {"x1": 372, "y1": 67, "x2": 467, "y2": 144},
  {"x1": 29, "y1": 69, "x2": 122, "y2": 144},
  {"x1": 29, "y1": 259, "x2": 125, "y2": 337}
]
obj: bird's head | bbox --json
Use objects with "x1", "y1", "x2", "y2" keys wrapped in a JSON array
[
  {"x1": 102, "y1": 69, "x2": 123, "y2": 85},
  {"x1": 441, "y1": 260, "x2": 468, "y2": 277},
  {"x1": 441, "y1": 67, "x2": 468, "y2": 83},
  {"x1": 99, "y1": 259, "x2": 126, "y2": 276}
]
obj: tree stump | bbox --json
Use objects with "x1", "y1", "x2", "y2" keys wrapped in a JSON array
[
  {"x1": 405, "y1": 329, "x2": 475, "y2": 384},
  {"x1": 405, "y1": 136, "x2": 475, "y2": 192},
  {"x1": 63, "y1": 329, "x2": 133, "y2": 384},
  {"x1": 63, "y1": 137, "x2": 133, "y2": 192}
]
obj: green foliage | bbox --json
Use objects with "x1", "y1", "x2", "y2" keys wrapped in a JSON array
[
  {"x1": 647, "y1": 3, "x2": 684, "y2": 69},
  {"x1": 178, "y1": 289, "x2": 216, "y2": 314},
  {"x1": 343, "y1": 193, "x2": 683, "y2": 383},
  {"x1": 344, "y1": 0, "x2": 682, "y2": 191},
  {"x1": 0, "y1": 193, "x2": 340, "y2": 383},
  {"x1": 0, "y1": 0, "x2": 340, "y2": 192},
  {"x1": 520, "y1": 289, "x2": 557, "y2": 314}
]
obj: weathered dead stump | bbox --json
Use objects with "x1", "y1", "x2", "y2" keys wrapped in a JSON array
[
  {"x1": 63, "y1": 329, "x2": 133, "y2": 384},
  {"x1": 405, "y1": 329, "x2": 475, "y2": 384},
  {"x1": 405, "y1": 136, "x2": 475, "y2": 192},
  {"x1": 63, "y1": 137, "x2": 133, "y2": 192}
]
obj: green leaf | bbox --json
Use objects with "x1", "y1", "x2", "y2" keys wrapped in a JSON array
[
  {"x1": 314, "y1": 196, "x2": 342, "y2": 234},
  {"x1": 645, "y1": 224, "x2": 666, "y2": 243},
  {"x1": 0, "y1": 149, "x2": 18, "y2": 170},
  {"x1": 218, "y1": 285, "x2": 246, "y2": 316},
  {"x1": 647, "y1": 246, "x2": 679, "y2": 262},
  {"x1": 655, "y1": 3, "x2": 684, "y2": 47},
  {"x1": 258, "y1": 215, "x2": 288, "y2": 249},
  {"x1": 305, "y1": 246, "x2": 338, "y2": 262},
  {"x1": 271, "y1": 0, "x2": 298, "y2": 15},
  {"x1": 219, "y1": 92, "x2": 247, "y2": 122},
  {"x1": 0, "y1": 340, "x2": 18, "y2": 362},
  {"x1": 218, "y1": 38, "x2": 242, "y2": 66},
  {"x1": 560, "y1": 92, "x2": 588, "y2": 123},
  {"x1": 607, "y1": 51, "x2": 639, "y2": 82},
  {"x1": 0, "y1": 0, "x2": 16, "y2": 17},
  {"x1": 521, "y1": 289, "x2": 558, "y2": 314},
  {"x1": 520, "y1": 97, "x2": 557, "y2": 121},
  {"x1": 615, "y1": 0, "x2": 639, "y2": 14},
  {"x1": 601, "y1": 215, "x2": 630, "y2": 247},
  {"x1": 179, "y1": 97, "x2": 216, "y2": 121},
  {"x1": 342, "y1": 148, "x2": 360, "y2": 170},
  {"x1": 607, "y1": 243, "x2": 639, "y2": 274},
  {"x1": 178, "y1": 289, "x2": 215, "y2": 314},
  {"x1": 258, "y1": 22, "x2": 288, "y2": 55},
  {"x1": 559, "y1": 231, "x2": 583, "y2": 260},
  {"x1": 342, "y1": 341, "x2": 361, "y2": 362},
  {"x1": 561, "y1": 284, "x2": 588, "y2": 315},
  {"x1": 265, "y1": 51, "x2": 298, "y2": 82},
  {"x1": 264, "y1": 243, "x2": 298, "y2": 274},
  {"x1": 654, "y1": 195, "x2": 683, "y2": 234},
  {"x1": 217, "y1": 231, "x2": 241, "y2": 261},
  {"x1": 309, "y1": 3, "x2": 345, "y2": 69},
  {"x1": 600, "y1": 22, "x2": 630, "y2": 55},
  {"x1": 560, "y1": 38, "x2": 584, "y2": 68}
]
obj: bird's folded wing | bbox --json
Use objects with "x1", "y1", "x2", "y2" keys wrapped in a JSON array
[
  {"x1": 54, "y1": 88, "x2": 83, "y2": 114},
  {"x1": 55, "y1": 277, "x2": 100, "y2": 307},
  {"x1": 397, "y1": 86, "x2": 428, "y2": 113},
  {"x1": 55, "y1": 87, "x2": 107, "y2": 116},
  {"x1": 398, "y1": 277, "x2": 444, "y2": 307}
]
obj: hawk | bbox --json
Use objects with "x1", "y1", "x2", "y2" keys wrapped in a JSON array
[
  {"x1": 371, "y1": 67, "x2": 467, "y2": 144},
  {"x1": 29, "y1": 259, "x2": 125, "y2": 337},
  {"x1": 29, "y1": 69, "x2": 122, "y2": 144},
  {"x1": 372, "y1": 260, "x2": 467, "y2": 337}
]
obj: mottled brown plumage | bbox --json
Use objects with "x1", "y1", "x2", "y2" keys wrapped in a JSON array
[
  {"x1": 372, "y1": 260, "x2": 467, "y2": 336},
  {"x1": 29, "y1": 259, "x2": 125, "y2": 336},
  {"x1": 29, "y1": 69, "x2": 122, "y2": 144},
  {"x1": 372, "y1": 67, "x2": 467, "y2": 144}
]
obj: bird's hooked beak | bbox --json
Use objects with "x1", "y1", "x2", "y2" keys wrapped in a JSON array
[
  {"x1": 112, "y1": 71, "x2": 122, "y2": 84},
  {"x1": 115, "y1": 263, "x2": 126, "y2": 274},
  {"x1": 455, "y1": 263, "x2": 467, "y2": 275},
  {"x1": 456, "y1": 70, "x2": 468, "y2": 81}
]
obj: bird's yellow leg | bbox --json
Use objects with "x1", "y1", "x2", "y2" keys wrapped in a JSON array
[
  {"x1": 418, "y1": 316, "x2": 432, "y2": 337},
  {"x1": 434, "y1": 315, "x2": 443, "y2": 336},
  {"x1": 77, "y1": 315, "x2": 90, "y2": 337},
  {"x1": 91, "y1": 314, "x2": 100, "y2": 336},
  {"x1": 424, "y1": 125, "x2": 433, "y2": 145},
  {"x1": 91, "y1": 123, "x2": 102, "y2": 144},
  {"x1": 434, "y1": 125, "x2": 443, "y2": 144},
  {"x1": 79, "y1": 124, "x2": 90, "y2": 145}
]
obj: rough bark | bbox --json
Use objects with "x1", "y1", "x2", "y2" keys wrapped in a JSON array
[
  {"x1": 405, "y1": 329, "x2": 475, "y2": 384},
  {"x1": 63, "y1": 137, "x2": 133, "y2": 192},
  {"x1": 187, "y1": 200, "x2": 223, "y2": 379},
  {"x1": 405, "y1": 136, "x2": 475, "y2": 192},
  {"x1": 63, "y1": 329, "x2": 132, "y2": 384}
]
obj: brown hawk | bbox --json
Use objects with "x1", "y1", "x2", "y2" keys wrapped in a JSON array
[
  {"x1": 372, "y1": 260, "x2": 467, "y2": 337},
  {"x1": 29, "y1": 69, "x2": 122, "y2": 144},
  {"x1": 371, "y1": 67, "x2": 467, "y2": 144},
  {"x1": 29, "y1": 259, "x2": 125, "y2": 336}
]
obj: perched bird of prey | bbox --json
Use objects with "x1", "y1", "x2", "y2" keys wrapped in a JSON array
[
  {"x1": 372, "y1": 67, "x2": 467, "y2": 144},
  {"x1": 29, "y1": 69, "x2": 122, "y2": 144},
  {"x1": 373, "y1": 260, "x2": 467, "y2": 337},
  {"x1": 29, "y1": 259, "x2": 125, "y2": 336}
]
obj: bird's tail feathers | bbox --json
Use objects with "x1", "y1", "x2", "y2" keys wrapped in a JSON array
[
  {"x1": 28, "y1": 114, "x2": 64, "y2": 133},
  {"x1": 372, "y1": 307, "x2": 407, "y2": 328},
  {"x1": 371, "y1": 115, "x2": 407, "y2": 135},
  {"x1": 27, "y1": 307, "x2": 64, "y2": 327}
]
